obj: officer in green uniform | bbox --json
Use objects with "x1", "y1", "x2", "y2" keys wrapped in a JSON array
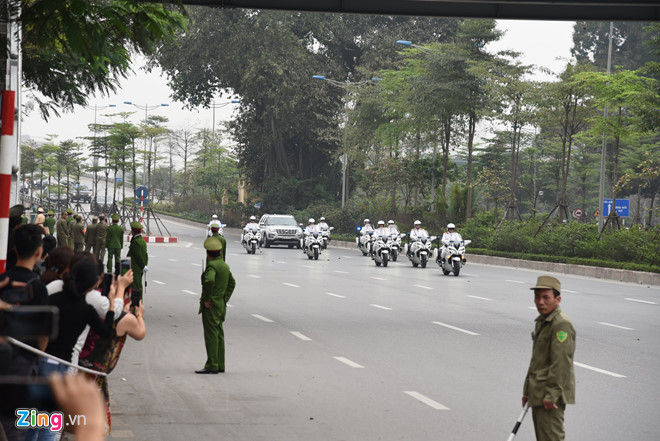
[
  {"x1": 65, "y1": 208, "x2": 75, "y2": 248},
  {"x1": 523, "y1": 276, "x2": 576, "y2": 441},
  {"x1": 196, "y1": 237, "x2": 236, "y2": 374},
  {"x1": 126, "y1": 221, "x2": 148, "y2": 292},
  {"x1": 72, "y1": 215, "x2": 85, "y2": 252},
  {"x1": 84, "y1": 216, "x2": 98, "y2": 253},
  {"x1": 95, "y1": 214, "x2": 108, "y2": 262},
  {"x1": 209, "y1": 221, "x2": 227, "y2": 261},
  {"x1": 55, "y1": 211, "x2": 70, "y2": 248},
  {"x1": 106, "y1": 213, "x2": 124, "y2": 273},
  {"x1": 43, "y1": 210, "x2": 56, "y2": 237}
]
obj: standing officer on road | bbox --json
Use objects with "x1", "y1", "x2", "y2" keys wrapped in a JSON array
[
  {"x1": 522, "y1": 275, "x2": 576, "y2": 441},
  {"x1": 196, "y1": 237, "x2": 236, "y2": 374},
  {"x1": 106, "y1": 214, "x2": 124, "y2": 273},
  {"x1": 44, "y1": 210, "x2": 56, "y2": 237},
  {"x1": 55, "y1": 211, "x2": 70, "y2": 248},
  {"x1": 72, "y1": 215, "x2": 85, "y2": 252},
  {"x1": 127, "y1": 221, "x2": 148, "y2": 292},
  {"x1": 209, "y1": 221, "x2": 226, "y2": 261},
  {"x1": 65, "y1": 208, "x2": 75, "y2": 248},
  {"x1": 85, "y1": 216, "x2": 98, "y2": 253},
  {"x1": 95, "y1": 214, "x2": 108, "y2": 262}
]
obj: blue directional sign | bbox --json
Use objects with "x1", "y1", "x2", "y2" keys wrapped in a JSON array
[
  {"x1": 136, "y1": 186, "x2": 149, "y2": 198},
  {"x1": 115, "y1": 177, "x2": 123, "y2": 183},
  {"x1": 603, "y1": 198, "x2": 629, "y2": 217},
  {"x1": 254, "y1": 203, "x2": 261, "y2": 209}
]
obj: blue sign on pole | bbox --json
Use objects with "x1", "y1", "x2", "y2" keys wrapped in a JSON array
[
  {"x1": 115, "y1": 177, "x2": 123, "y2": 183},
  {"x1": 134, "y1": 199, "x2": 150, "y2": 206},
  {"x1": 136, "y1": 186, "x2": 149, "y2": 198},
  {"x1": 603, "y1": 198, "x2": 630, "y2": 217},
  {"x1": 254, "y1": 203, "x2": 261, "y2": 209}
]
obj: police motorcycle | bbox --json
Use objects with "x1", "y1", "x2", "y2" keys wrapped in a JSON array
[
  {"x1": 356, "y1": 227, "x2": 375, "y2": 256},
  {"x1": 372, "y1": 233, "x2": 391, "y2": 267},
  {"x1": 405, "y1": 235, "x2": 436, "y2": 268},
  {"x1": 302, "y1": 231, "x2": 324, "y2": 260},
  {"x1": 320, "y1": 226, "x2": 334, "y2": 249},
  {"x1": 435, "y1": 239, "x2": 471, "y2": 276},
  {"x1": 242, "y1": 228, "x2": 261, "y2": 254},
  {"x1": 389, "y1": 233, "x2": 404, "y2": 262},
  {"x1": 207, "y1": 223, "x2": 226, "y2": 237}
]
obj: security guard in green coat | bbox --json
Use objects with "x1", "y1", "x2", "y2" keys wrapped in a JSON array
[
  {"x1": 55, "y1": 211, "x2": 70, "y2": 248},
  {"x1": 127, "y1": 221, "x2": 148, "y2": 292},
  {"x1": 72, "y1": 215, "x2": 85, "y2": 252},
  {"x1": 196, "y1": 237, "x2": 236, "y2": 374},
  {"x1": 84, "y1": 216, "x2": 98, "y2": 253},
  {"x1": 66, "y1": 208, "x2": 75, "y2": 248},
  {"x1": 106, "y1": 213, "x2": 124, "y2": 273},
  {"x1": 209, "y1": 221, "x2": 227, "y2": 261},
  {"x1": 43, "y1": 210, "x2": 56, "y2": 237},
  {"x1": 523, "y1": 276, "x2": 576, "y2": 441}
]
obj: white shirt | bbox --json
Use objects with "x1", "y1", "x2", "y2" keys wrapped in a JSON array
[
  {"x1": 361, "y1": 224, "x2": 374, "y2": 234},
  {"x1": 244, "y1": 222, "x2": 259, "y2": 231},
  {"x1": 388, "y1": 226, "x2": 399, "y2": 236},
  {"x1": 318, "y1": 222, "x2": 329, "y2": 231},
  {"x1": 305, "y1": 225, "x2": 320, "y2": 235},
  {"x1": 409, "y1": 228, "x2": 429, "y2": 240},
  {"x1": 375, "y1": 227, "x2": 389, "y2": 238},
  {"x1": 442, "y1": 231, "x2": 463, "y2": 246}
]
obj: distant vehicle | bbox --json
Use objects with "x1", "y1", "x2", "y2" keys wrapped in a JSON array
[
  {"x1": 95, "y1": 195, "x2": 112, "y2": 206},
  {"x1": 258, "y1": 214, "x2": 303, "y2": 248},
  {"x1": 47, "y1": 192, "x2": 69, "y2": 204},
  {"x1": 70, "y1": 186, "x2": 92, "y2": 203}
]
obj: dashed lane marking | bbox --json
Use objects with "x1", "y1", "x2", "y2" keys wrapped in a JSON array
[
  {"x1": 404, "y1": 391, "x2": 450, "y2": 410},
  {"x1": 191, "y1": 263, "x2": 201, "y2": 267},
  {"x1": 432, "y1": 321, "x2": 480, "y2": 336},
  {"x1": 251, "y1": 314, "x2": 274, "y2": 323},
  {"x1": 283, "y1": 282, "x2": 300, "y2": 288},
  {"x1": 333, "y1": 357, "x2": 364, "y2": 368},
  {"x1": 598, "y1": 322, "x2": 634, "y2": 331},
  {"x1": 462, "y1": 273, "x2": 479, "y2": 277},
  {"x1": 152, "y1": 280, "x2": 166, "y2": 285},
  {"x1": 247, "y1": 275, "x2": 262, "y2": 279},
  {"x1": 325, "y1": 292, "x2": 346, "y2": 298},
  {"x1": 563, "y1": 289, "x2": 580, "y2": 294},
  {"x1": 274, "y1": 260, "x2": 287, "y2": 264},
  {"x1": 625, "y1": 298, "x2": 658, "y2": 305},
  {"x1": 182, "y1": 290, "x2": 197, "y2": 296},
  {"x1": 467, "y1": 295, "x2": 493, "y2": 301},
  {"x1": 334, "y1": 270, "x2": 349, "y2": 274},
  {"x1": 168, "y1": 258, "x2": 178, "y2": 262},
  {"x1": 506, "y1": 280, "x2": 525, "y2": 284},
  {"x1": 302, "y1": 265, "x2": 314, "y2": 269},
  {"x1": 574, "y1": 361, "x2": 627, "y2": 378},
  {"x1": 414, "y1": 284, "x2": 433, "y2": 290},
  {"x1": 370, "y1": 304, "x2": 392, "y2": 311},
  {"x1": 370, "y1": 277, "x2": 387, "y2": 281},
  {"x1": 290, "y1": 331, "x2": 312, "y2": 341}
]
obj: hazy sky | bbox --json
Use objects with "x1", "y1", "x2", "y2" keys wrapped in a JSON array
[{"x1": 20, "y1": 19, "x2": 576, "y2": 144}]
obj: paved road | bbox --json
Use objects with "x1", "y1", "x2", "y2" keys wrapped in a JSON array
[{"x1": 107, "y1": 217, "x2": 660, "y2": 440}]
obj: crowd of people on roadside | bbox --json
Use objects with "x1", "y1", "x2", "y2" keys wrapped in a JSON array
[{"x1": 1, "y1": 205, "x2": 147, "y2": 441}]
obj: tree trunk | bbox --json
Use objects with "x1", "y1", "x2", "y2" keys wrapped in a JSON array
[{"x1": 466, "y1": 113, "x2": 476, "y2": 220}]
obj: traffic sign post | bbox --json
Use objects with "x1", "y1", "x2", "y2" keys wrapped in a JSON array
[
  {"x1": 603, "y1": 199, "x2": 629, "y2": 217},
  {"x1": 572, "y1": 208, "x2": 583, "y2": 219},
  {"x1": 136, "y1": 187, "x2": 149, "y2": 223}
]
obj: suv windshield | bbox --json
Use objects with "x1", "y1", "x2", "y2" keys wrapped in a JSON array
[{"x1": 265, "y1": 216, "x2": 298, "y2": 226}]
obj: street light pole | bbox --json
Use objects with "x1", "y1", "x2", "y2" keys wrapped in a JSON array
[
  {"x1": 598, "y1": 22, "x2": 614, "y2": 233},
  {"x1": 210, "y1": 99, "x2": 240, "y2": 136}
]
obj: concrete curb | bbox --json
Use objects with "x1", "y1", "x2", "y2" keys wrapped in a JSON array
[{"x1": 328, "y1": 240, "x2": 659, "y2": 286}]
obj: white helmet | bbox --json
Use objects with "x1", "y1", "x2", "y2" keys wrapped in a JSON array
[
  {"x1": 250, "y1": 215, "x2": 256, "y2": 221},
  {"x1": 388, "y1": 220, "x2": 394, "y2": 224},
  {"x1": 212, "y1": 214, "x2": 218, "y2": 219},
  {"x1": 320, "y1": 217, "x2": 325, "y2": 221},
  {"x1": 364, "y1": 219, "x2": 370, "y2": 223},
  {"x1": 309, "y1": 218, "x2": 315, "y2": 224},
  {"x1": 377, "y1": 220, "x2": 385, "y2": 226},
  {"x1": 447, "y1": 223, "x2": 455, "y2": 229},
  {"x1": 414, "y1": 220, "x2": 421, "y2": 226}
]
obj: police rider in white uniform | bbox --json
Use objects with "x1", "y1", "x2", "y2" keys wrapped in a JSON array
[
  {"x1": 207, "y1": 214, "x2": 219, "y2": 236},
  {"x1": 242, "y1": 216, "x2": 259, "y2": 244},
  {"x1": 387, "y1": 219, "x2": 399, "y2": 235},
  {"x1": 361, "y1": 219, "x2": 374, "y2": 235},
  {"x1": 375, "y1": 220, "x2": 389, "y2": 238},
  {"x1": 303, "y1": 218, "x2": 320, "y2": 251},
  {"x1": 440, "y1": 223, "x2": 463, "y2": 262},
  {"x1": 408, "y1": 220, "x2": 429, "y2": 256},
  {"x1": 317, "y1": 217, "x2": 330, "y2": 231}
]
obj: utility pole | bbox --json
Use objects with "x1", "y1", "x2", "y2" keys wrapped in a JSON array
[{"x1": 598, "y1": 22, "x2": 614, "y2": 233}]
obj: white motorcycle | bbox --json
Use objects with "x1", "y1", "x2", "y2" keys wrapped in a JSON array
[
  {"x1": 356, "y1": 230, "x2": 375, "y2": 256},
  {"x1": 389, "y1": 233, "x2": 403, "y2": 262},
  {"x1": 242, "y1": 229, "x2": 261, "y2": 254},
  {"x1": 303, "y1": 232, "x2": 324, "y2": 260},
  {"x1": 436, "y1": 239, "x2": 471, "y2": 276},
  {"x1": 372, "y1": 234, "x2": 391, "y2": 267},
  {"x1": 405, "y1": 236, "x2": 436, "y2": 268},
  {"x1": 320, "y1": 226, "x2": 334, "y2": 249}
]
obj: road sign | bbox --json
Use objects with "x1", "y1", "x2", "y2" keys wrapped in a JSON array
[
  {"x1": 254, "y1": 203, "x2": 261, "y2": 209},
  {"x1": 603, "y1": 198, "x2": 630, "y2": 217},
  {"x1": 134, "y1": 199, "x2": 150, "y2": 206},
  {"x1": 572, "y1": 208, "x2": 583, "y2": 218},
  {"x1": 136, "y1": 186, "x2": 149, "y2": 198},
  {"x1": 115, "y1": 177, "x2": 123, "y2": 183}
]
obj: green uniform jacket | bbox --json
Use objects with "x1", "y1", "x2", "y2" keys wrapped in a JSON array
[
  {"x1": 44, "y1": 217, "x2": 56, "y2": 235},
  {"x1": 127, "y1": 234, "x2": 148, "y2": 288},
  {"x1": 55, "y1": 218, "x2": 70, "y2": 245},
  {"x1": 96, "y1": 222, "x2": 108, "y2": 247},
  {"x1": 85, "y1": 223, "x2": 97, "y2": 248},
  {"x1": 211, "y1": 233, "x2": 227, "y2": 261},
  {"x1": 106, "y1": 223, "x2": 124, "y2": 249},
  {"x1": 199, "y1": 257, "x2": 236, "y2": 315},
  {"x1": 523, "y1": 306, "x2": 576, "y2": 407},
  {"x1": 66, "y1": 217, "x2": 75, "y2": 247},
  {"x1": 72, "y1": 222, "x2": 85, "y2": 245}
]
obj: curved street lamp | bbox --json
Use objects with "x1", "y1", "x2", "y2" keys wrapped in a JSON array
[{"x1": 210, "y1": 99, "x2": 240, "y2": 135}]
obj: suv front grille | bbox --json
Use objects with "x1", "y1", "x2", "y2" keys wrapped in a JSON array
[{"x1": 276, "y1": 228, "x2": 297, "y2": 235}]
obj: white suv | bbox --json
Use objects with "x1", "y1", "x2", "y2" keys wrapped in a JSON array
[{"x1": 258, "y1": 214, "x2": 303, "y2": 248}]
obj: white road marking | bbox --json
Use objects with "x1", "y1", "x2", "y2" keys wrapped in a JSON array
[
  {"x1": 563, "y1": 289, "x2": 580, "y2": 294},
  {"x1": 414, "y1": 284, "x2": 433, "y2": 290},
  {"x1": 185, "y1": 243, "x2": 192, "y2": 248},
  {"x1": 404, "y1": 391, "x2": 450, "y2": 410},
  {"x1": 152, "y1": 280, "x2": 166, "y2": 285},
  {"x1": 325, "y1": 292, "x2": 346, "y2": 298},
  {"x1": 432, "y1": 321, "x2": 480, "y2": 336},
  {"x1": 290, "y1": 331, "x2": 312, "y2": 341},
  {"x1": 168, "y1": 258, "x2": 178, "y2": 262},
  {"x1": 625, "y1": 298, "x2": 658, "y2": 305},
  {"x1": 274, "y1": 260, "x2": 287, "y2": 264},
  {"x1": 251, "y1": 314, "x2": 274, "y2": 323},
  {"x1": 528, "y1": 307, "x2": 537, "y2": 310},
  {"x1": 462, "y1": 273, "x2": 479, "y2": 277},
  {"x1": 370, "y1": 277, "x2": 386, "y2": 281},
  {"x1": 506, "y1": 279, "x2": 525, "y2": 284},
  {"x1": 370, "y1": 304, "x2": 392, "y2": 311},
  {"x1": 333, "y1": 357, "x2": 364, "y2": 368},
  {"x1": 227, "y1": 304, "x2": 234, "y2": 308},
  {"x1": 341, "y1": 256, "x2": 353, "y2": 259},
  {"x1": 574, "y1": 361, "x2": 627, "y2": 378},
  {"x1": 149, "y1": 255, "x2": 156, "y2": 258},
  {"x1": 467, "y1": 295, "x2": 493, "y2": 301},
  {"x1": 283, "y1": 282, "x2": 300, "y2": 288},
  {"x1": 302, "y1": 265, "x2": 314, "y2": 269},
  {"x1": 191, "y1": 263, "x2": 201, "y2": 267},
  {"x1": 182, "y1": 290, "x2": 197, "y2": 296},
  {"x1": 598, "y1": 322, "x2": 634, "y2": 331},
  {"x1": 334, "y1": 270, "x2": 349, "y2": 274},
  {"x1": 247, "y1": 275, "x2": 262, "y2": 279}
]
